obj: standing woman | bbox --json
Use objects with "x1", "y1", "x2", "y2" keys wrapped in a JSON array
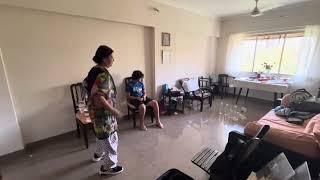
[{"x1": 87, "y1": 45, "x2": 123, "y2": 175}]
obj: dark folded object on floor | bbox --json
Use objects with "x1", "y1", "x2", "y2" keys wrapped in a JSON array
[
  {"x1": 156, "y1": 169, "x2": 194, "y2": 180},
  {"x1": 209, "y1": 125, "x2": 270, "y2": 180}
]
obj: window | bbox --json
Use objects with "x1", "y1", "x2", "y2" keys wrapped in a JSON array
[{"x1": 240, "y1": 32, "x2": 304, "y2": 75}]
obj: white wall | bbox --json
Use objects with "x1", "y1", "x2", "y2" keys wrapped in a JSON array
[
  {"x1": 0, "y1": 0, "x2": 215, "y2": 35},
  {"x1": 0, "y1": 48, "x2": 24, "y2": 156},
  {"x1": 154, "y1": 31, "x2": 217, "y2": 96},
  {"x1": 216, "y1": 0, "x2": 320, "y2": 100},
  {"x1": 0, "y1": 0, "x2": 219, "y2": 96},
  {"x1": 0, "y1": 0, "x2": 219, "y2": 145},
  {"x1": 0, "y1": 6, "x2": 153, "y2": 143}
]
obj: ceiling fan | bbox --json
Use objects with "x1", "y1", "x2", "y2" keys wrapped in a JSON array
[{"x1": 251, "y1": 0, "x2": 263, "y2": 17}]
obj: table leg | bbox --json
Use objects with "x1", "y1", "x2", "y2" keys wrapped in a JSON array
[
  {"x1": 225, "y1": 87, "x2": 228, "y2": 97},
  {"x1": 236, "y1": 88, "x2": 242, "y2": 105},
  {"x1": 168, "y1": 94, "x2": 172, "y2": 115},
  {"x1": 182, "y1": 97, "x2": 185, "y2": 113},
  {"x1": 76, "y1": 121, "x2": 80, "y2": 138},
  {"x1": 233, "y1": 88, "x2": 236, "y2": 99},
  {"x1": 274, "y1": 92, "x2": 278, "y2": 108},
  {"x1": 245, "y1": 89, "x2": 249, "y2": 105}
]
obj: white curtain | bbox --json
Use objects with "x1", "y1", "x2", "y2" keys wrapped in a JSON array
[
  {"x1": 225, "y1": 33, "x2": 248, "y2": 77},
  {"x1": 293, "y1": 25, "x2": 320, "y2": 95}
]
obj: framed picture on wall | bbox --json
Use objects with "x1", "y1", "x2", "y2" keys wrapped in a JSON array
[
  {"x1": 162, "y1": 32, "x2": 171, "y2": 46},
  {"x1": 161, "y1": 50, "x2": 171, "y2": 64}
]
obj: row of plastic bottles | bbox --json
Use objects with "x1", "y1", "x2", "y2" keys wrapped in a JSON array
[{"x1": 218, "y1": 101, "x2": 247, "y2": 121}]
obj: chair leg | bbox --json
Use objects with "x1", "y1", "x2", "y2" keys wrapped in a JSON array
[
  {"x1": 225, "y1": 87, "x2": 227, "y2": 97},
  {"x1": 151, "y1": 113, "x2": 154, "y2": 124},
  {"x1": 209, "y1": 96, "x2": 213, "y2": 107},
  {"x1": 127, "y1": 107, "x2": 130, "y2": 120},
  {"x1": 273, "y1": 93, "x2": 278, "y2": 108},
  {"x1": 220, "y1": 86, "x2": 223, "y2": 99},
  {"x1": 82, "y1": 125, "x2": 89, "y2": 149},
  {"x1": 133, "y1": 112, "x2": 136, "y2": 128},
  {"x1": 182, "y1": 98, "x2": 185, "y2": 113},
  {"x1": 200, "y1": 100, "x2": 203, "y2": 112},
  {"x1": 174, "y1": 101, "x2": 178, "y2": 112},
  {"x1": 76, "y1": 121, "x2": 80, "y2": 138},
  {"x1": 233, "y1": 88, "x2": 236, "y2": 99}
]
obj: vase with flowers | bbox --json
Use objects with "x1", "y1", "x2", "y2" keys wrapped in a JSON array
[{"x1": 262, "y1": 62, "x2": 273, "y2": 75}]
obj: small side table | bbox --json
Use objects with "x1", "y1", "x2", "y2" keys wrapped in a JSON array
[{"x1": 163, "y1": 90, "x2": 184, "y2": 115}]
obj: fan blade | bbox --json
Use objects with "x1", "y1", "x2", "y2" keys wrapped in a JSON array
[{"x1": 260, "y1": 3, "x2": 285, "y2": 12}]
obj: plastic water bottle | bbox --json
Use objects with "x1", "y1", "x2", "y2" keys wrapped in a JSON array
[
  {"x1": 224, "y1": 104, "x2": 229, "y2": 116},
  {"x1": 219, "y1": 101, "x2": 224, "y2": 115},
  {"x1": 241, "y1": 106, "x2": 247, "y2": 113},
  {"x1": 231, "y1": 105, "x2": 238, "y2": 121},
  {"x1": 239, "y1": 113, "x2": 247, "y2": 121}
]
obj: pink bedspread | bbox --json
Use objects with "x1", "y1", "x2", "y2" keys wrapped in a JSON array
[{"x1": 244, "y1": 110, "x2": 320, "y2": 159}]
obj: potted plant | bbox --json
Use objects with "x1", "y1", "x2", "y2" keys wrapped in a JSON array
[{"x1": 262, "y1": 62, "x2": 273, "y2": 74}]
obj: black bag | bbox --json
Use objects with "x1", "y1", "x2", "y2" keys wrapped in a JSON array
[
  {"x1": 209, "y1": 126, "x2": 270, "y2": 180},
  {"x1": 289, "y1": 89, "x2": 312, "y2": 104},
  {"x1": 210, "y1": 132, "x2": 252, "y2": 180},
  {"x1": 156, "y1": 169, "x2": 194, "y2": 180},
  {"x1": 289, "y1": 89, "x2": 320, "y2": 113}
]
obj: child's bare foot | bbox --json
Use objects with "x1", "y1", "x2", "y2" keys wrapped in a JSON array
[
  {"x1": 156, "y1": 122, "x2": 164, "y2": 129},
  {"x1": 140, "y1": 125, "x2": 147, "y2": 131}
]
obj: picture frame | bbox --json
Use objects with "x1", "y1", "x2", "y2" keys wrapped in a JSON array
[
  {"x1": 161, "y1": 50, "x2": 171, "y2": 64},
  {"x1": 162, "y1": 32, "x2": 171, "y2": 46}
]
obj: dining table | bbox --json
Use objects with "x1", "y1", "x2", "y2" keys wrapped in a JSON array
[{"x1": 233, "y1": 77, "x2": 291, "y2": 107}]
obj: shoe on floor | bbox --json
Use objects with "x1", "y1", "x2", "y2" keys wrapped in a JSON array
[
  {"x1": 92, "y1": 152, "x2": 105, "y2": 162},
  {"x1": 99, "y1": 165, "x2": 124, "y2": 175}
]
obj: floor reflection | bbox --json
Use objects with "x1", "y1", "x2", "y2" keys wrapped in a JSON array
[{"x1": 1, "y1": 97, "x2": 272, "y2": 180}]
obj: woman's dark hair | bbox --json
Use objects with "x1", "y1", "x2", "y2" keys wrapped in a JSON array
[
  {"x1": 92, "y1": 45, "x2": 113, "y2": 64},
  {"x1": 132, "y1": 70, "x2": 144, "y2": 80}
]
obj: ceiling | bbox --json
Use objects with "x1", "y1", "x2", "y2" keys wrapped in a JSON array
[{"x1": 152, "y1": 0, "x2": 311, "y2": 17}]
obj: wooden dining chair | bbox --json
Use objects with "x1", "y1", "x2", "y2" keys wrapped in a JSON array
[
  {"x1": 70, "y1": 82, "x2": 92, "y2": 148},
  {"x1": 180, "y1": 78, "x2": 213, "y2": 112},
  {"x1": 124, "y1": 77, "x2": 154, "y2": 128},
  {"x1": 198, "y1": 76, "x2": 211, "y2": 89},
  {"x1": 214, "y1": 74, "x2": 236, "y2": 99},
  {"x1": 199, "y1": 76, "x2": 215, "y2": 97}
]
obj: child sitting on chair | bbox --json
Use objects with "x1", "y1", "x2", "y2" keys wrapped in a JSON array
[{"x1": 126, "y1": 70, "x2": 163, "y2": 131}]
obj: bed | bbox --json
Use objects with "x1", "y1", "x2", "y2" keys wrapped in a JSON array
[{"x1": 244, "y1": 110, "x2": 320, "y2": 178}]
